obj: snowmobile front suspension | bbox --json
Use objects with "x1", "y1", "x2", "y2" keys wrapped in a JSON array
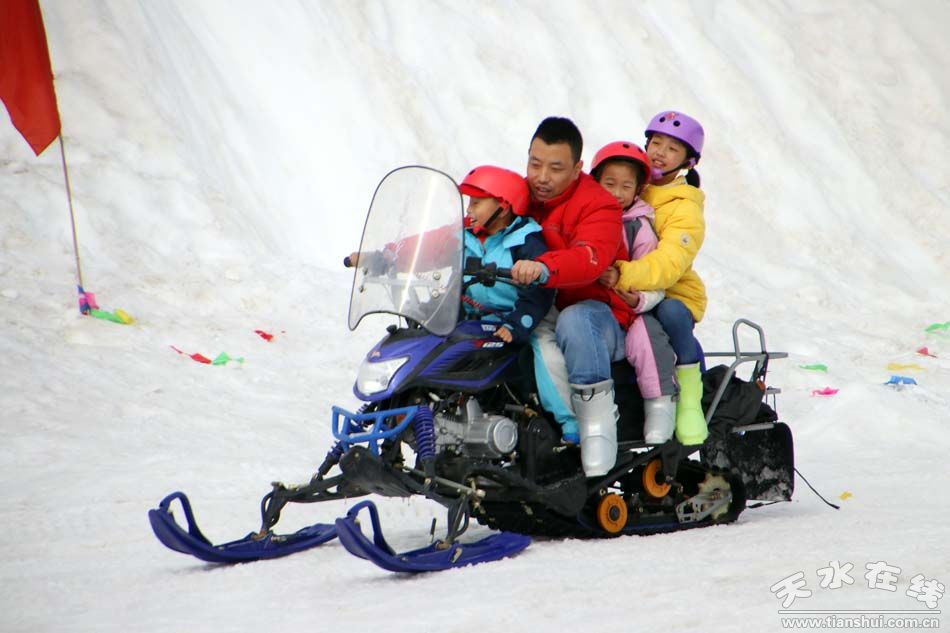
[
  {"x1": 258, "y1": 473, "x2": 356, "y2": 534},
  {"x1": 257, "y1": 403, "x2": 425, "y2": 533},
  {"x1": 339, "y1": 445, "x2": 486, "y2": 543}
]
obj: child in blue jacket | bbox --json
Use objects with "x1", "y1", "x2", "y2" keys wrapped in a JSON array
[{"x1": 459, "y1": 165, "x2": 553, "y2": 345}]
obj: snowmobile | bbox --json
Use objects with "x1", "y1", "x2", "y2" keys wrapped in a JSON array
[{"x1": 149, "y1": 165, "x2": 794, "y2": 572}]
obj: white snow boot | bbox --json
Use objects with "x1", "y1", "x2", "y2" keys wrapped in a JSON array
[
  {"x1": 643, "y1": 395, "x2": 676, "y2": 444},
  {"x1": 570, "y1": 379, "x2": 619, "y2": 477}
]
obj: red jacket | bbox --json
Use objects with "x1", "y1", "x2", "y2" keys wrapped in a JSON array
[{"x1": 529, "y1": 173, "x2": 636, "y2": 327}]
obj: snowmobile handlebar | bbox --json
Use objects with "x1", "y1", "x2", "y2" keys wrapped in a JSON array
[
  {"x1": 346, "y1": 253, "x2": 515, "y2": 295},
  {"x1": 346, "y1": 253, "x2": 513, "y2": 278},
  {"x1": 463, "y1": 256, "x2": 512, "y2": 290}
]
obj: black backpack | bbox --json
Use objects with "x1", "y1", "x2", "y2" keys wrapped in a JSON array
[{"x1": 701, "y1": 364, "x2": 774, "y2": 425}]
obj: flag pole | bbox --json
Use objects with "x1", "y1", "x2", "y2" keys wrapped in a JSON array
[{"x1": 58, "y1": 134, "x2": 84, "y2": 289}]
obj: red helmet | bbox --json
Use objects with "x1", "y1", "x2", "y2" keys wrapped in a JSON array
[
  {"x1": 590, "y1": 141, "x2": 651, "y2": 193},
  {"x1": 458, "y1": 165, "x2": 530, "y2": 216}
]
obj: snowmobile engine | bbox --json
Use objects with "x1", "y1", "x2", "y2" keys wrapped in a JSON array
[{"x1": 433, "y1": 398, "x2": 518, "y2": 459}]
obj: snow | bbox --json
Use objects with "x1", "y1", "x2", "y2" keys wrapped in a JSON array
[{"x1": 1, "y1": 1, "x2": 948, "y2": 631}]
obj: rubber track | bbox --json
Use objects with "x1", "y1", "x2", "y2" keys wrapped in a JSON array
[{"x1": 472, "y1": 463, "x2": 745, "y2": 538}]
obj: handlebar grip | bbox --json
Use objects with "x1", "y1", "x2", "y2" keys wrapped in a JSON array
[{"x1": 495, "y1": 267, "x2": 513, "y2": 279}]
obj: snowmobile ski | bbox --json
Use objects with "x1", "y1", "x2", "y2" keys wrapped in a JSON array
[
  {"x1": 148, "y1": 491, "x2": 337, "y2": 563},
  {"x1": 334, "y1": 500, "x2": 531, "y2": 573}
]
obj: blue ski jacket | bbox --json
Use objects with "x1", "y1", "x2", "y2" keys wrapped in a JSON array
[{"x1": 462, "y1": 216, "x2": 553, "y2": 344}]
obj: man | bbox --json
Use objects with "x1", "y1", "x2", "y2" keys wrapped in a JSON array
[{"x1": 511, "y1": 117, "x2": 633, "y2": 477}]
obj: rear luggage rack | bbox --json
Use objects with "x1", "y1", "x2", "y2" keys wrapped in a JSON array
[{"x1": 703, "y1": 318, "x2": 787, "y2": 425}]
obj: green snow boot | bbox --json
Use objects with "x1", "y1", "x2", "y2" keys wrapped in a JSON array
[{"x1": 674, "y1": 363, "x2": 708, "y2": 445}]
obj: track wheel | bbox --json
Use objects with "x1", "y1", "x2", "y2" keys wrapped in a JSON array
[
  {"x1": 697, "y1": 474, "x2": 731, "y2": 521},
  {"x1": 596, "y1": 494, "x2": 628, "y2": 534},
  {"x1": 642, "y1": 458, "x2": 672, "y2": 499}
]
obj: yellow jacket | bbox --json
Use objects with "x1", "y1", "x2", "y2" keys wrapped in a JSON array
[{"x1": 615, "y1": 178, "x2": 707, "y2": 322}]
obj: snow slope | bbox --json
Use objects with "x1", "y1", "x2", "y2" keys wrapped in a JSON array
[{"x1": 1, "y1": 1, "x2": 948, "y2": 632}]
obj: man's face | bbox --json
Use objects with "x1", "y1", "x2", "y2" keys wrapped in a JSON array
[{"x1": 526, "y1": 139, "x2": 582, "y2": 202}]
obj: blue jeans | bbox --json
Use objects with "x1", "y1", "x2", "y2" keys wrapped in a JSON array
[
  {"x1": 555, "y1": 301, "x2": 626, "y2": 385},
  {"x1": 654, "y1": 298, "x2": 700, "y2": 365}
]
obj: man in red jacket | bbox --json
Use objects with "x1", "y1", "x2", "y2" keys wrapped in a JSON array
[{"x1": 512, "y1": 117, "x2": 633, "y2": 477}]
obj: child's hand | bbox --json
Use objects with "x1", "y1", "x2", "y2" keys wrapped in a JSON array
[
  {"x1": 615, "y1": 288, "x2": 641, "y2": 309},
  {"x1": 493, "y1": 326, "x2": 513, "y2": 343},
  {"x1": 511, "y1": 260, "x2": 546, "y2": 285},
  {"x1": 598, "y1": 266, "x2": 620, "y2": 287}
]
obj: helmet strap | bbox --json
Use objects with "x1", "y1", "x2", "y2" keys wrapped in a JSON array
[
  {"x1": 652, "y1": 164, "x2": 684, "y2": 183},
  {"x1": 654, "y1": 159, "x2": 693, "y2": 183},
  {"x1": 669, "y1": 159, "x2": 694, "y2": 175},
  {"x1": 479, "y1": 206, "x2": 506, "y2": 234}
]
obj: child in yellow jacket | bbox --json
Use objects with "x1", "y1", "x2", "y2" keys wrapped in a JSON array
[{"x1": 611, "y1": 111, "x2": 708, "y2": 445}]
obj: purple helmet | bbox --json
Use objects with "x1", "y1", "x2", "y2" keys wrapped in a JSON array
[{"x1": 645, "y1": 111, "x2": 704, "y2": 163}]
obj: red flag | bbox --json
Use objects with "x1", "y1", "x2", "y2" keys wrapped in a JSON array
[{"x1": 0, "y1": 0, "x2": 61, "y2": 155}]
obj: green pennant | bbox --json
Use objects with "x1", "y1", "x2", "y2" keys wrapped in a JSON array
[
  {"x1": 89, "y1": 308, "x2": 126, "y2": 324},
  {"x1": 212, "y1": 352, "x2": 244, "y2": 366}
]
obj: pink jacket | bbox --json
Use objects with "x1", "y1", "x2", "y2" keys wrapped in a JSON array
[{"x1": 620, "y1": 199, "x2": 663, "y2": 313}]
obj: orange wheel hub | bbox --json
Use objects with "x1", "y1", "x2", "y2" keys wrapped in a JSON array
[
  {"x1": 642, "y1": 458, "x2": 672, "y2": 499},
  {"x1": 596, "y1": 494, "x2": 628, "y2": 534}
]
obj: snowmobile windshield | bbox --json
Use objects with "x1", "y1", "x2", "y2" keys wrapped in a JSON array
[{"x1": 348, "y1": 166, "x2": 464, "y2": 336}]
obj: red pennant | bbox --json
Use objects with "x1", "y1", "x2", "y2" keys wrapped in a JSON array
[
  {"x1": 0, "y1": 0, "x2": 62, "y2": 155},
  {"x1": 170, "y1": 346, "x2": 212, "y2": 364},
  {"x1": 255, "y1": 329, "x2": 274, "y2": 342}
]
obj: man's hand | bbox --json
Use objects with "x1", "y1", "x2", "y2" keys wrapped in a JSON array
[
  {"x1": 511, "y1": 260, "x2": 546, "y2": 285},
  {"x1": 493, "y1": 326, "x2": 513, "y2": 343},
  {"x1": 346, "y1": 250, "x2": 393, "y2": 275},
  {"x1": 598, "y1": 265, "x2": 619, "y2": 287},
  {"x1": 614, "y1": 288, "x2": 641, "y2": 310}
]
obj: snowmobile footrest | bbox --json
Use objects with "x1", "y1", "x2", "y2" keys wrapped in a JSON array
[
  {"x1": 334, "y1": 500, "x2": 531, "y2": 573},
  {"x1": 148, "y1": 491, "x2": 338, "y2": 563}
]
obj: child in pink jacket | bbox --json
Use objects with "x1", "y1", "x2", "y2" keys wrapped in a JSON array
[{"x1": 592, "y1": 141, "x2": 678, "y2": 443}]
